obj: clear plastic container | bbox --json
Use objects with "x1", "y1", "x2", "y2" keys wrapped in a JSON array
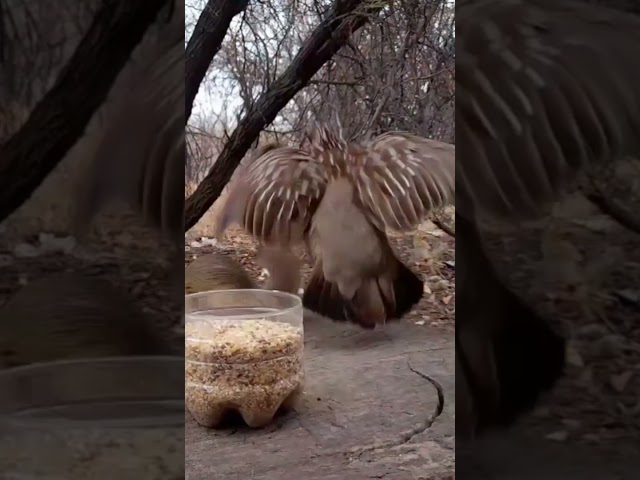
[
  {"x1": 0, "y1": 356, "x2": 184, "y2": 479},
  {"x1": 185, "y1": 289, "x2": 304, "y2": 428}
]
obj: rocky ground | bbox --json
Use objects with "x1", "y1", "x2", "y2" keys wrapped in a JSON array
[{"x1": 479, "y1": 196, "x2": 640, "y2": 453}]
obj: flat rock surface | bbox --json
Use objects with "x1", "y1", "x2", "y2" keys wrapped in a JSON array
[{"x1": 185, "y1": 319, "x2": 455, "y2": 480}]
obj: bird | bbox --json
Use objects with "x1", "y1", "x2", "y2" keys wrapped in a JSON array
[
  {"x1": 213, "y1": 141, "x2": 284, "y2": 239},
  {"x1": 217, "y1": 122, "x2": 455, "y2": 328},
  {"x1": 0, "y1": 273, "x2": 172, "y2": 368},
  {"x1": 455, "y1": 0, "x2": 640, "y2": 437}
]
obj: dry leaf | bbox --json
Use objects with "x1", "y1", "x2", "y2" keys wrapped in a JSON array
[{"x1": 442, "y1": 295, "x2": 452, "y2": 305}]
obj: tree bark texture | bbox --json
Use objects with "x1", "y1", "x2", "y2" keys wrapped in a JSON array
[{"x1": 0, "y1": 0, "x2": 171, "y2": 224}]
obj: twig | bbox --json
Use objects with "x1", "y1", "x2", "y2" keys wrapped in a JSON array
[
  {"x1": 433, "y1": 218, "x2": 455, "y2": 238},
  {"x1": 407, "y1": 361, "x2": 445, "y2": 418},
  {"x1": 584, "y1": 189, "x2": 640, "y2": 235}
]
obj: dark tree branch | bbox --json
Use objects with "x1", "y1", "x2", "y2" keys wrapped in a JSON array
[
  {"x1": 185, "y1": 0, "x2": 250, "y2": 124},
  {"x1": 185, "y1": 0, "x2": 385, "y2": 231},
  {"x1": 0, "y1": 0, "x2": 170, "y2": 224}
]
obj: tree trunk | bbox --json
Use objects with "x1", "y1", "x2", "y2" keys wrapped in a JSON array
[
  {"x1": 185, "y1": 0, "x2": 250, "y2": 124},
  {"x1": 0, "y1": 0, "x2": 171, "y2": 224}
]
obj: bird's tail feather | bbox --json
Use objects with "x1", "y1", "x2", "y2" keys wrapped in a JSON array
[
  {"x1": 303, "y1": 256, "x2": 424, "y2": 328},
  {"x1": 303, "y1": 261, "x2": 357, "y2": 323},
  {"x1": 390, "y1": 257, "x2": 425, "y2": 318}
]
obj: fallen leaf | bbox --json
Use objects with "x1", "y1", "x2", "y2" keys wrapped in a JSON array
[
  {"x1": 442, "y1": 295, "x2": 452, "y2": 305},
  {"x1": 201, "y1": 237, "x2": 218, "y2": 247}
]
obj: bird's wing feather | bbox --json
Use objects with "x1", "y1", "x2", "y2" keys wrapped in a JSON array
[
  {"x1": 222, "y1": 142, "x2": 283, "y2": 196},
  {"x1": 349, "y1": 132, "x2": 455, "y2": 232},
  {"x1": 457, "y1": 0, "x2": 640, "y2": 222},
  {"x1": 219, "y1": 146, "x2": 329, "y2": 245}
]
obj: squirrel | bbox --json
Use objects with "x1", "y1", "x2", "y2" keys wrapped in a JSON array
[
  {"x1": 185, "y1": 247, "x2": 332, "y2": 324},
  {"x1": 185, "y1": 246, "x2": 302, "y2": 295}
]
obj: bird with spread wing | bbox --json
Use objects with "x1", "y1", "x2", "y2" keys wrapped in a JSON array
[{"x1": 216, "y1": 122, "x2": 455, "y2": 329}]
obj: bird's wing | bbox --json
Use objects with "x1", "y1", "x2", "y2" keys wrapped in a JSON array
[
  {"x1": 456, "y1": 0, "x2": 640, "y2": 222},
  {"x1": 224, "y1": 142, "x2": 283, "y2": 194},
  {"x1": 218, "y1": 146, "x2": 329, "y2": 245},
  {"x1": 214, "y1": 142, "x2": 283, "y2": 233},
  {"x1": 74, "y1": 5, "x2": 184, "y2": 244},
  {"x1": 349, "y1": 131, "x2": 455, "y2": 232}
]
